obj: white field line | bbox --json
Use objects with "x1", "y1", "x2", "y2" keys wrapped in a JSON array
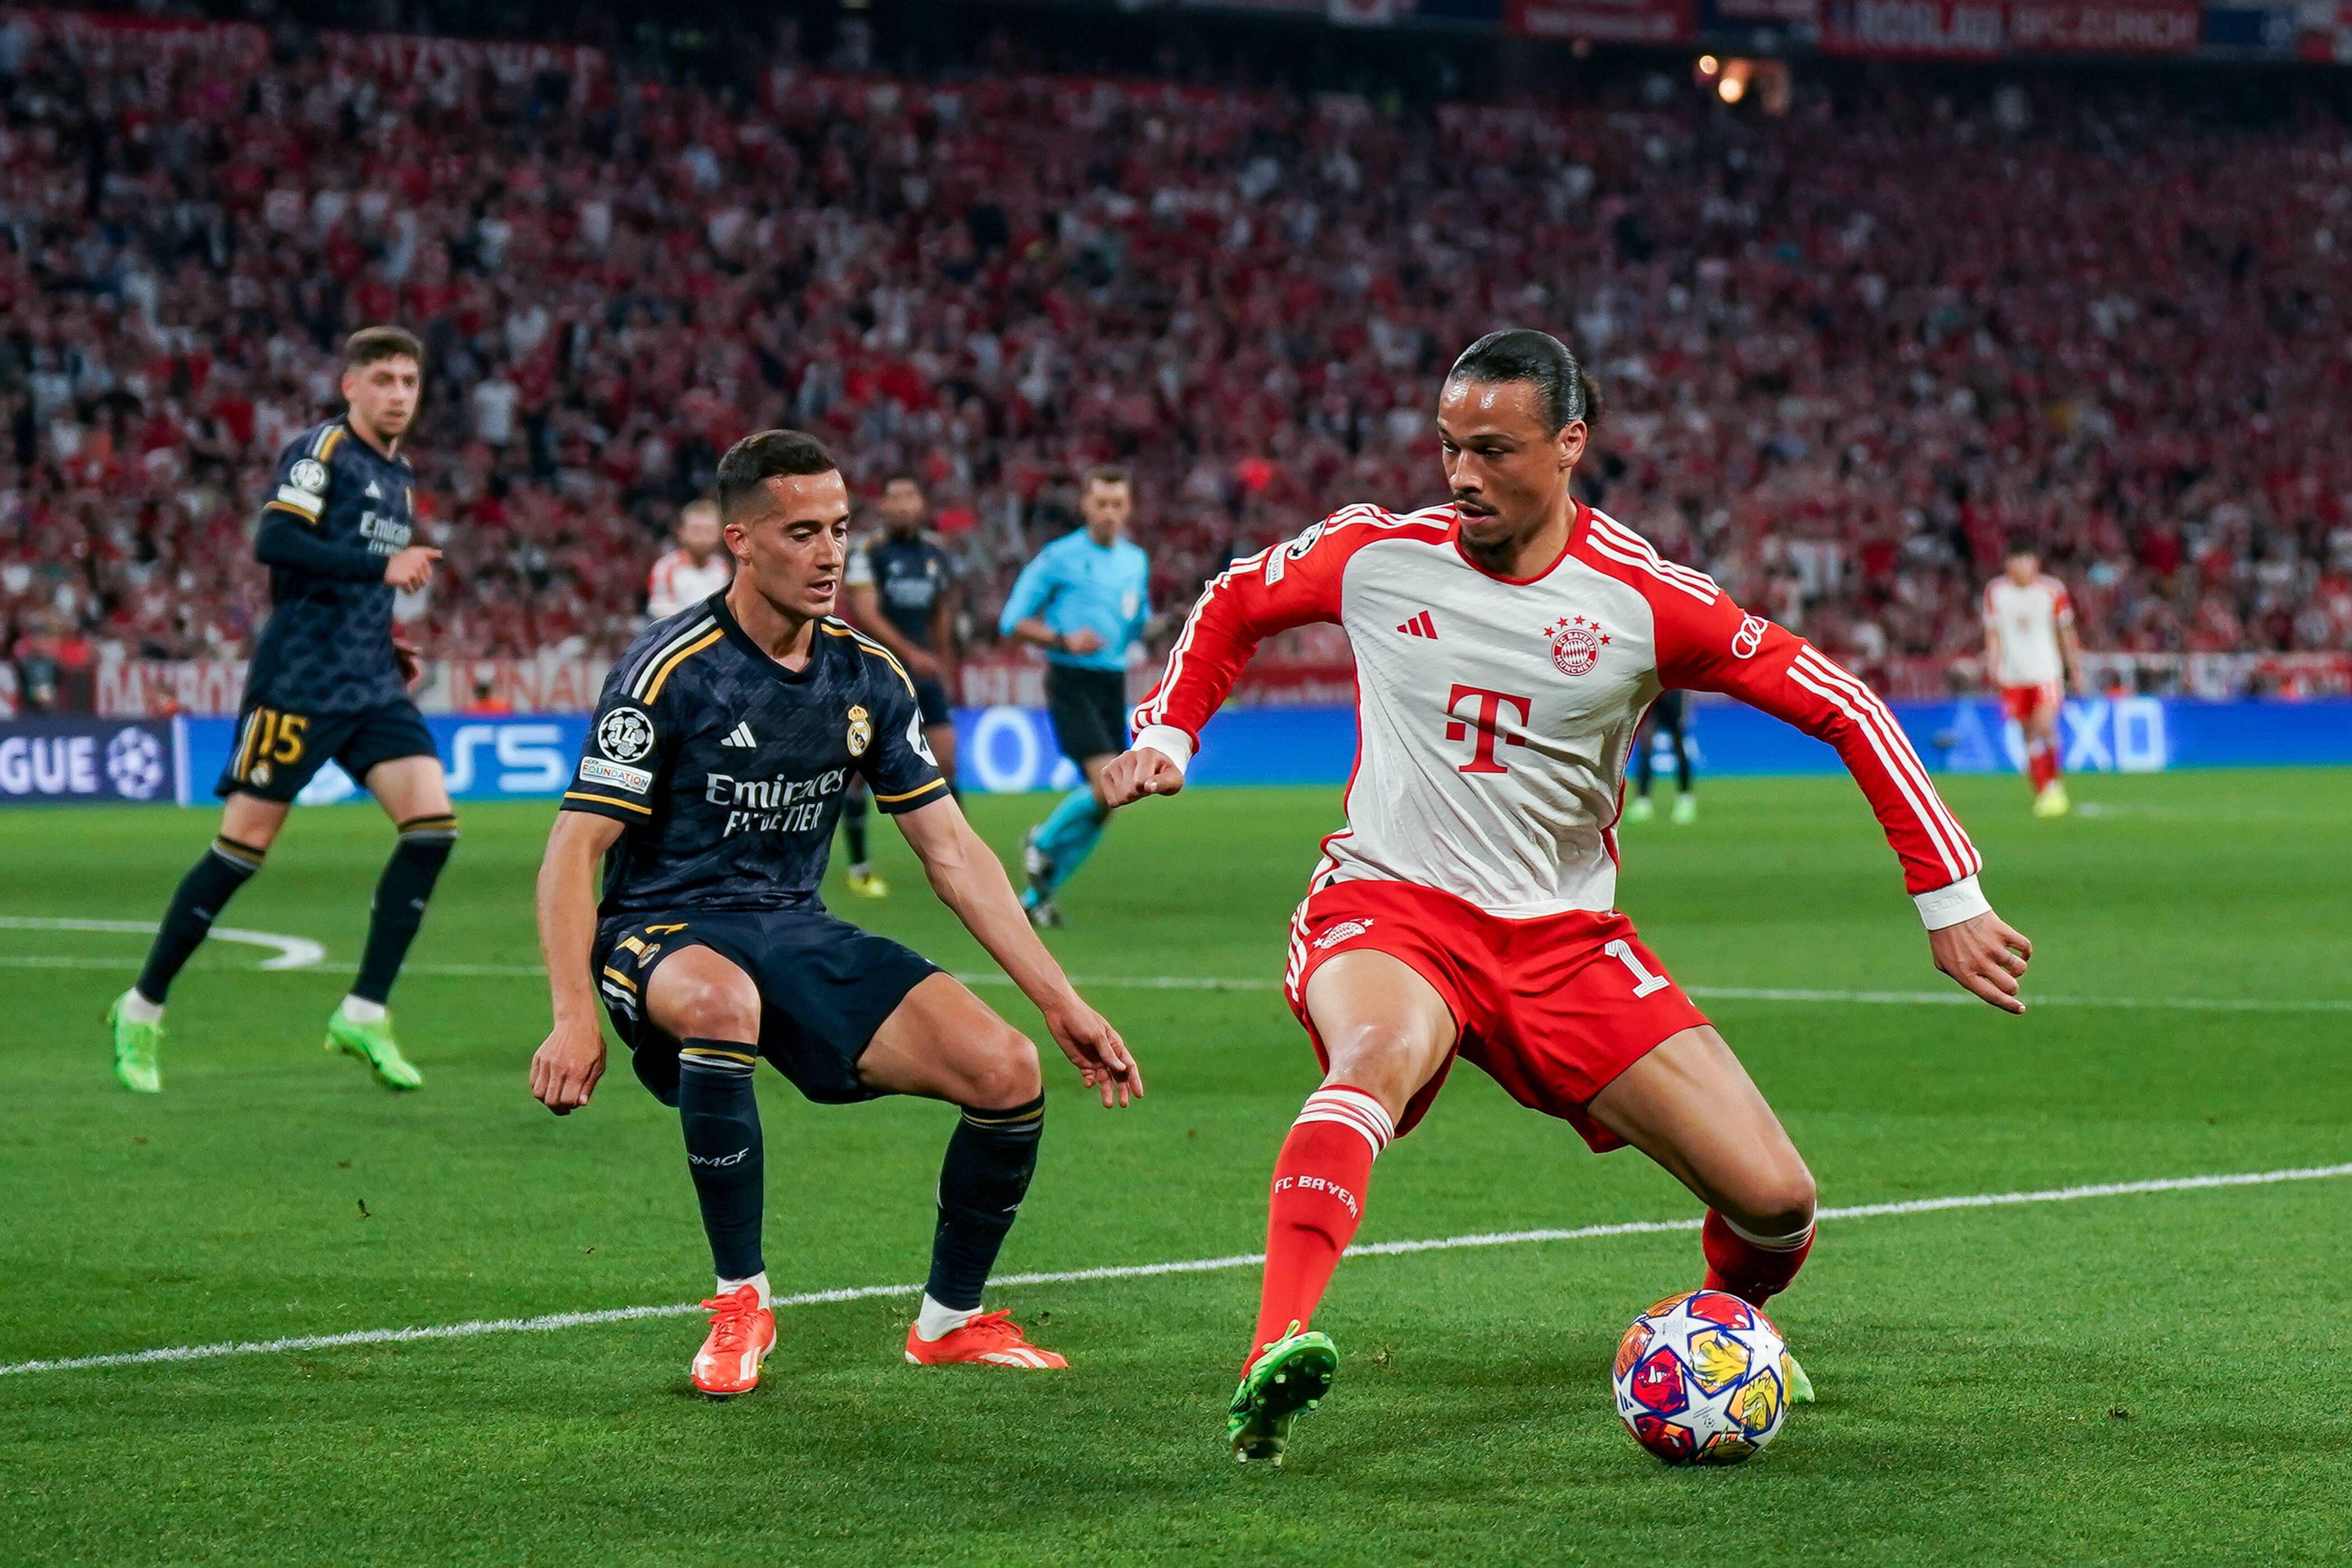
[
  {"x1": 0, "y1": 916, "x2": 324, "y2": 971},
  {"x1": 5, "y1": 1160, "x2": 2347, "y2": 1382},
  {"x1": 10, "y1": 949, "x2": 2346, "y2": 1015}
]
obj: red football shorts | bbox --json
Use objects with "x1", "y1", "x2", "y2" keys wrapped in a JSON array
[
  {"x1": 1998, "y1": 682, "x2": 2061, "y2": 724},
  {"x1": 1281, "y1": 879, "x2": 1711, "y2": 1152}
]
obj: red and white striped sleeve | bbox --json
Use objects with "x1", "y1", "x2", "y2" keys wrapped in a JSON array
[
  {"x1": 1602, "y1": 525, "x2": 1987, "y2": 927},
  {"x1": 1128, "y1": 511, "x2": 1364, "y2": 766}
]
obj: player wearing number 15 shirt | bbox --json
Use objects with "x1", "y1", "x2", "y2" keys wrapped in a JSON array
[{"x1": 1101, "y1": 330, "x2": 2038, "y2": 1467}]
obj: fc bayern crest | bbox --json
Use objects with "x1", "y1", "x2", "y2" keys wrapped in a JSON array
[{"x1": 1545, "y1": 614, "x2": 1610, "y2": 676}]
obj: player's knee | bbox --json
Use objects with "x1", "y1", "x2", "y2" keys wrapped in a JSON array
[
  {"x1": 1320, "y1": 1021, "x2": 1441, "y2": 1117},
  {"x1": 662, "y1": 972, "x2": 760, "y2": 1043},
  {"x1": 1734, "y1": 1163, "x2": 1817, "y2": 1238},
  {"x1": 965, "y1": 1029, "x2": 1041, "y2": 1108}
]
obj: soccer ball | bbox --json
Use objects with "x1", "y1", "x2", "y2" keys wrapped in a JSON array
[{"x1": 1610, "y1": 1289, "x2": 1791, "y2": 1465}]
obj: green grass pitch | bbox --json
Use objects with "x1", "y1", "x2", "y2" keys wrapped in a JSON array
[{"x1": 4, "y1": 769, "x2": 2349, "y2": 1565}]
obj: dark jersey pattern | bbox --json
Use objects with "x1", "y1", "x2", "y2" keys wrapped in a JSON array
[
  {"x1": 563, "y1": 594, "x2": 948, "y2": 917},
  {"x1": 246, "y1": 418, "x2": 417, "y2": 713},
  {"x1": 846, "y1": 530, "x2": 953, "y2": 650}
]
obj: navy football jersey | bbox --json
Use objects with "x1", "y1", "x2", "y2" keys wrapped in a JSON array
[
  {"x1": 246, "y1": 418, "x2": 417, "y2": 712},
  {"x1": 562, "y1": 594, "x2": 948, "y2": 916},
  {"x1": 844, "y1": 530, "x2": 953, "y2": 651}
]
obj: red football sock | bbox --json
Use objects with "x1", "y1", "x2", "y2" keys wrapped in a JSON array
[
  {"x1": 1248, "y1": 1085, "x2": 1394, "y2": 1366},
  {"x1": 2026, "y1": 741, "x2": 2057, "y2": 793},
  {"x1": 1701, "y1": 1209, "x2": 1814, "y2": 1308}
]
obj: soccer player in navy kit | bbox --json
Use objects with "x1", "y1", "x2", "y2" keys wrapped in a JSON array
[
  {"x1": 837, "y1": 472, "x2": 960, "y2": 898},
  {"x1": 530, "y1": 431, "x2": 1142, "y2": 1396},
  {"x1": 109, "y1": 326, "x2": 455, "y2": 1094}
]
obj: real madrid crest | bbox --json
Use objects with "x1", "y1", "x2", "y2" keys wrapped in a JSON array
[
  {"x1": 1544, "y1": 614, "x2": 1610, "y2": 676},
  {"x1": 846, "y1": 703, "x2": 872, "y2": 757}
]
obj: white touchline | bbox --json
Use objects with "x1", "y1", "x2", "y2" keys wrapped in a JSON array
[
  {"x1": 0, "y1": 916, "x2": 325, "y2": 972},
  {"x1": 9, "y1": 937, "x2": 2346, "y2": 1014},
  {"x1": 4, "y1": 1160, "x2": 2346, "y2": 1382}
]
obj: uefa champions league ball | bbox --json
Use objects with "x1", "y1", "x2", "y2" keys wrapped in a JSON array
[{"x1": 1610, "y1": 1290, "x2": 1791, "y2": 1465}]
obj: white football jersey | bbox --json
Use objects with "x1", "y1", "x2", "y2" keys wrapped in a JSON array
[
  {"x1": 1982, "y1": 576, "x2": 2073, "y2": 687},
  {"x1": 1136, "y1": 502, "x2": 1982, "y2": 924},
  {"x1": 647, "y1": 549, "x2": 732, "y2": 621}
]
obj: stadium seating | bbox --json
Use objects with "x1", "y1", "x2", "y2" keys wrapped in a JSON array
[{"x1": 3, "y1": 11, "x2": 2350, "y2": 707}]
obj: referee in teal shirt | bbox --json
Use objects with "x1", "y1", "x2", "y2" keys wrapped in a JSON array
[{"x1": 998, "y1": 467, "x2": 1154, "y2": 927}]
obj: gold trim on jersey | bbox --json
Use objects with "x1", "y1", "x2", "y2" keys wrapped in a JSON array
[
  {"x1": 821, "y1": 620, "x2": 917, "y2": 696},
  {"x1": 562, "y1": 790, "x2": 651, "y2": 815},
  {"x1": 315, "y1": 424, "x2": 347, "y2": 463},
  {"x1": 639, "y1": 628, "x2": 723, "y2": 705},
  {"x1": 262, "y1": 499, "x2": 320, "y2": 526},
  {"x1": 874, "y1": 777, "x2": 948, "y2": 806}
]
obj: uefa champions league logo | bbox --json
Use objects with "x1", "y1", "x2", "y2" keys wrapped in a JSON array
[{"x1": 104, "y1": 726, "x2": 165, "y2": 800}]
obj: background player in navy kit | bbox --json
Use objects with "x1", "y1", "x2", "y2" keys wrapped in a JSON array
[
  {"x1": 836, "y1": 472, "x2": 960, "y2": 898},
  {"x1": 1626, "y1": 689, "x2": 1697, "y2": 825},
  {"x1": 530, "y1": 431, "x2": 1142, "y2": 1397},
  {"x1": 108, "y1": 326, "x2": 455, "y2": 1094}
]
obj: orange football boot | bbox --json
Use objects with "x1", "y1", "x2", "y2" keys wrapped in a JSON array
[
  {"x1": 690, "y1": 1285, "x2": 777, "y2": 1398},
  {"x1": 903, "y1": 1309, "x2": 1067, "y2": 1369}
]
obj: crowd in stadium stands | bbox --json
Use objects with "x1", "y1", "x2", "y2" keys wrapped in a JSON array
[{"x1": 4, "y1": 11, "x2": 2351, "y2": 713}]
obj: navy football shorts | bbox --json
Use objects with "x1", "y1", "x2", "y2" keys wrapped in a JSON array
[
  {"x1": 911, "y1": 674, "x2": 954, "y2": 729},
  {"x1": 1043, "y1": 664, "x2": 1128, "y2": 767},
  {"x1": 216, "y1": 697, "x2": 437, "y2": 802},
  {"x1": 591, "y1": 905, "x2": 939, "y2": 1106}
]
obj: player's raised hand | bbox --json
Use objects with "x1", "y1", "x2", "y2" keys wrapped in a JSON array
[
  {"x1": 1929, "y1": 909, "x2": 2033, "y2": 1014},
  {"x1": 384, "y1": 544, "x2": 442, "y2": 591},
  {"x1": 530, "y1": 1019, "x2": 608, "y2": 1114},
  {"x1": 1043, "y1": 997, "x2": 1144, "y2": 1108},
  {"x1": 1098, "y1": 745, "x2": 1186, "y2": 808}
]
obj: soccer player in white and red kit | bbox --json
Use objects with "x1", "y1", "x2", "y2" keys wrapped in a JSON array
[
  {"x1": 646, "y1": 498, "x2": 733, "y2": 620},
  {"x1": 1984, "y1": 542, "x2": 2087, "y2": 817},
  {"x1": 1100, "y1": 331, "x2": 2036, "y2": 1465}
]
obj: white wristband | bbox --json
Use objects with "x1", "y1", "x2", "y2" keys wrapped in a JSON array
[
  {"x1": 1914, "y1": 874, "x2": 1992, "y2": 931},
  {"x1": 1135, "y1": 724, "x2": 1194, "y2": 775}
]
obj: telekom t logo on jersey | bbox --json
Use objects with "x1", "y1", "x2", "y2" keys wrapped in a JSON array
[{"x1": 1445, "y1": 684, "x2": 1532, "y2": 775}]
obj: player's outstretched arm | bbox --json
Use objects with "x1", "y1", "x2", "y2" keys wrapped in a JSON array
[
  {"x1": 530, "y1": 810, "x2": 624, "y2": 1114},
  {"x1": 893, "y1": 795, "x2": 1143, "y2": 1108},
  {"x1": 1649, "y1": 577, "x2": 2037, "y2": 1014}
]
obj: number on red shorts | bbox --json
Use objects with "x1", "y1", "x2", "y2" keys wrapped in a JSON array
[{"x1": 1604, "y1": 939, "x2": 1670, "y2": 999}]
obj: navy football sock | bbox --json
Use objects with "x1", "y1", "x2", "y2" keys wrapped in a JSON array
[
  {"x1": 351, "y1": 815, "x2": 457, "y2": 1005},
  {"x1": 135, "y1": 837, "x2": 265, "y2": 1004},
  {"x1": 926, "y1": 1093, "x2": 1044, "y2": 1312},
  {"x1": 678, "y1": 1038, "x2": 765, "y2": 1281},
  {"x1": 843, "y1": 790, "x2": 871, "y2": 866}
]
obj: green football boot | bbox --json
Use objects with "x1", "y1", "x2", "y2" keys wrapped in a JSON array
[
  {"x1": 1227, "y1": 1323, "x2": 1338, "y2": 1467},
  {"x1": 325, "y1": 1009, "x2": 423, "y2": 1090},
  {"x1": 1781, "y1": 1351, "x2": 1816, "y2": 1404},
  {"x1": 107, "y1": 992, "x2": 164, "y2": 1094}
]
